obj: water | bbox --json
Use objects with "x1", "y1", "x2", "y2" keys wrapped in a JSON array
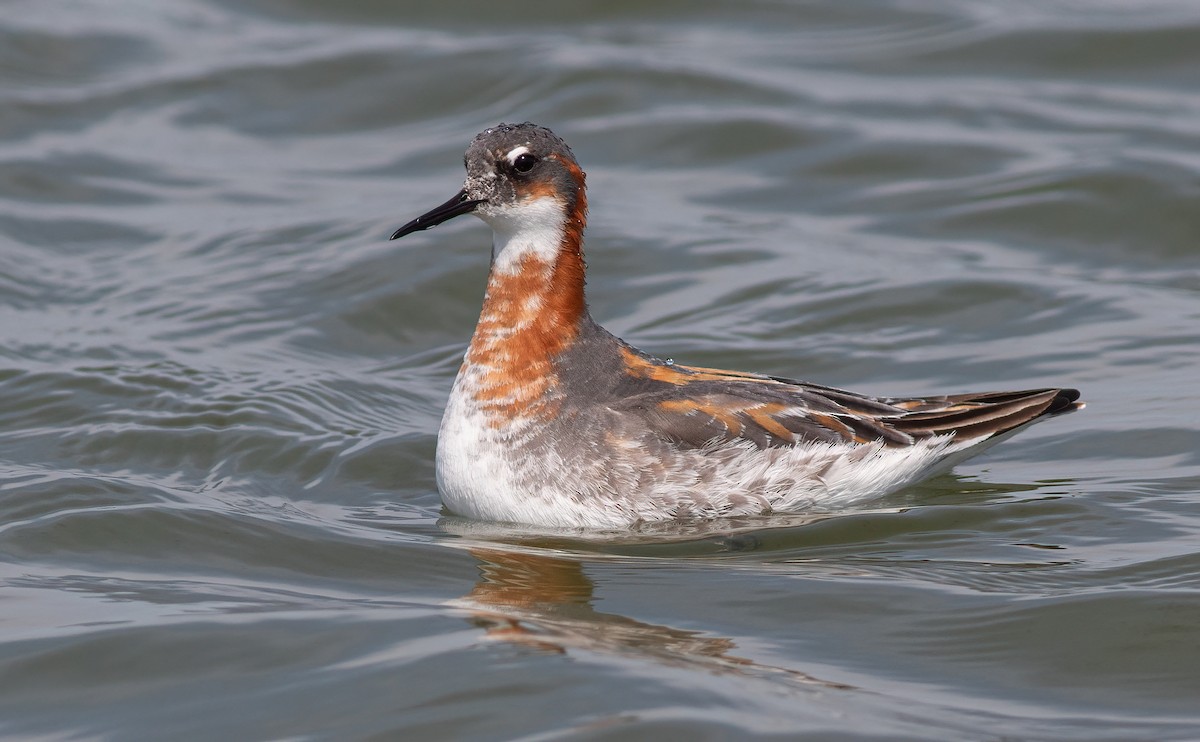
[{"x1": 2, "y1": 0, "x2": 1199, "y2": 738}]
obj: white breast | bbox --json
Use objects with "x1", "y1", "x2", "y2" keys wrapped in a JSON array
[{"x1": 435, "y1": 365, "x2": 619, "y2": 528}]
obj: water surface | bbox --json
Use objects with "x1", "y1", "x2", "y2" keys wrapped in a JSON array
[{"x1": 2, "y1": 0, "x2": 1199, "y2": 739}]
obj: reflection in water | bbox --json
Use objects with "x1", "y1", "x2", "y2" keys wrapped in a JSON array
[{"x1": 451, "y1": 547, "x2": 851, "y2": 689}]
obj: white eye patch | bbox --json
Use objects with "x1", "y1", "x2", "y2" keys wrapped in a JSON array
[{"x1": 505, "y1": 146, "x2": 532, "y2": 165}]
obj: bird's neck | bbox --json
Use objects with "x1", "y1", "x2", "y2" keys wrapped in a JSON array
[{"x1": 463, "y1": 187, "x2": 589, "y2": 412}]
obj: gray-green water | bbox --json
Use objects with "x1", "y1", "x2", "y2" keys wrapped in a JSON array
[{"x1": 2, "y1": 1, "x2": 1199, "y2": 739}]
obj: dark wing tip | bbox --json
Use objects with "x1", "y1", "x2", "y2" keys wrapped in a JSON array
[
  {"x1": 1047, "y1": 388, "x2": 1084, "y2": 415},
  {"x1": 879, "y1": 386, "x2": 1083, "y2": 444}
]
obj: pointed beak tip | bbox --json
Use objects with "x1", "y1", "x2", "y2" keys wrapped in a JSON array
[{"x1": 388, "y1": 189, "x2": 482, "y2": 242}]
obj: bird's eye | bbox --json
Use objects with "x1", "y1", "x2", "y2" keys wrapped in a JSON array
[{"x1": 513, "y1": 153, "x2": 538, "y2": 172}]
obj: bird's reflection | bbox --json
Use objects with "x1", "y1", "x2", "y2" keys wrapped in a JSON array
[
  {"x1": 440, "y1": 476, "x2": 1058, "y2": 690},
  {"x1": 450, "y1": 543, "x2": 851, "y2": 689}
]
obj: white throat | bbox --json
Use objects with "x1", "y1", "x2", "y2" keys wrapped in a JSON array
[{"x1": 478, "y1": 197, "x2": 567, "y2": 275}]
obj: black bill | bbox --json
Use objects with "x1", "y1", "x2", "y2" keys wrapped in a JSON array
[{"x1": 390, "y1": 189, "x2": 484, "y2": 240}]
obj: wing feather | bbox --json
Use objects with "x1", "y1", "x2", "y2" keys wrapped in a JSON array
[{"x1": 615, "y1": 357, "x2": 1080, "y2": 451}]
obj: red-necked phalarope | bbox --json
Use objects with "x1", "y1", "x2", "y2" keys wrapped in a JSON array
[{"x1": 391, "y1": 122, "x2": 1083, "y2": 529}]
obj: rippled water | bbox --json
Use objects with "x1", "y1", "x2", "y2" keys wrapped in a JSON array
[{"x1": 2, "y1": 0, "x2": 1199, "y2": 738}]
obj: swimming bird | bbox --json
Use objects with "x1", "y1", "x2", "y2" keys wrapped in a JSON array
[{"x1": 390, "y1": 122, "x2": 1082, "y2": 529}]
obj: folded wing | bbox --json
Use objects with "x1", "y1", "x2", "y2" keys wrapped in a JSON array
[{"x1": 615, "y1": 358, "x2": 1081, "y2": 451}]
